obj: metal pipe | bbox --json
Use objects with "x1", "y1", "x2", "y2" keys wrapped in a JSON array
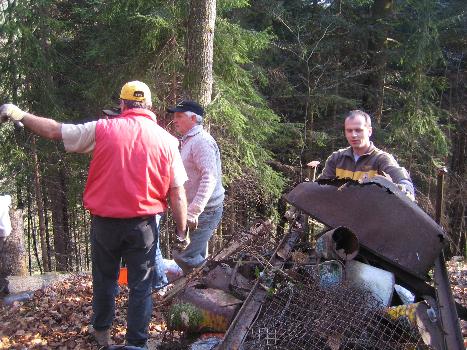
[
  {"x1": 218, "y1": 218, "x2": 303, "y2": 349},
  {"x1": 305, "y1": 161, "x2": 320, "y2": 244},
  {"x1": 316, "y1": 226, "x2": 359, "y2": 261},
  {"x1": 435, "y1": 166, "x2": 447, "y2": 224},
  {"x1": 433, "y1": 166, "x2": 464, "y2": 350}
]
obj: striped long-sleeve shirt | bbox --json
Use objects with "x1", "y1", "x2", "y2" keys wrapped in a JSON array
[
  {"x1": 180, "y1": 125, "x2": 225, "y2": 222},
  {"x1": 317, "y1": 143, "x2": 414, "y2": 194}
]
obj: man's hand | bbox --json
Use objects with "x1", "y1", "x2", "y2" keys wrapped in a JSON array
[
  {"x1": 0, "y1": 104, "x2": 26, "y2": 123},
  {"x1": 174, "y1": 231, "x2": 189, "y2": 251},
  {"x1": 168, "y1": 185, "x2": 188, "y2": 235},
  {"x1": 176, "y1": 227, "x2": 187, "y2": 241},
  {"x1": 187, "y1": 216, "x2": 198, "y2": 230}
]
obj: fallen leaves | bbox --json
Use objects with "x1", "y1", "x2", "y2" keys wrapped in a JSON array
[
  {"x1": 0, "y1": 259, "x2": 466, "y2": 349},
  {"x1": 446, "y1": 258, "x2": 467, "y2": 341},
  {"x1": 0, "y1": 274, "x2": 168, "y2": 349}
]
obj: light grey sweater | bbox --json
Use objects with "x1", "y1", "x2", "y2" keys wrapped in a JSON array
[{"x1": 180, "y1": 125, "x2": 225, "y2": 221}]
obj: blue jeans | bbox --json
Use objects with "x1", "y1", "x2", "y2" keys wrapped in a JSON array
[
  {"x1": 90, "y1": 215, "x2": 157, "y2": 347},
  {"x1": 153, "y1": 215, "x2": 168, "y2": 289},
  {"x1": 174, "y1": 205, "x2": 223, "y2": 272}
]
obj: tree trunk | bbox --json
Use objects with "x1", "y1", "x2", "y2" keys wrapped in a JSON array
[
  {"x1": 83, "y1": 206, "x2": 90, "y2": 270},
  {"x1": 184, "y1": 0, "x2": 216, "y2": 106},
  {"x1": 0, "y1": 209, "x2": 27, "y2": 277},
  {"x1": 362, "y1": 0, "x2": 393, "y2": 123},
  {"x1": 27, "y1": 187, "x2": 42, "y2": 274},
  {"x1": 46, "y1": 159, "x2": 70, "y2": 272},
  {"x1": 448, "y1": 117, "x2": 466, "y2": 256},
  {"x1": 31, "y1": 136, "x2": 50, "y2": 272},
  {"x1": 42, "y1": 183, "x2": 52, "y2": 271},
  {"x1": 73, "y1": 209, "x2": 83, "y2": 271}
]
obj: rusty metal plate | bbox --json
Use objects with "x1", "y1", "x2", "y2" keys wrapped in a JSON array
[
  {"x1": 169, "y1": 286, "x2": 243, "y2": 332},
  {"x1": 284, "y1": 179, "x2": 445, "y2": 279},
  {"x1": 201, "y1": 263, "x2": 251, "y2": 295}
]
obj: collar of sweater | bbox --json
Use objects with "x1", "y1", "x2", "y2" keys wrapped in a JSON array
[
  {"x1": 343, "y1": 142, "x2": 376, "y2": 158},
  {"x1": 181, "y1": 124, "x2": 203, "y2": 141}
]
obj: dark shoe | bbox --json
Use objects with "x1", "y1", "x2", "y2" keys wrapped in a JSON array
[
  {"x1": 125, "y1": 342, "x2": 148, "y2": 349},
  {"x1": 173, "y1": 254, "x2": 207, "y2": 275},
  {"x1": 88, "y1": 325, "x2": 112, "y2": 346},
  {"x1": 172, "y1": 254, "x2": 194, "y2": 275}
]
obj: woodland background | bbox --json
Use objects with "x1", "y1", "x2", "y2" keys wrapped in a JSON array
[{"x1": 0, "y1": 0, "x2": 465, "y2": 276}]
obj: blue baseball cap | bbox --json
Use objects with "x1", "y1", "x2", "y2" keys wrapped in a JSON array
[{"x1": 167, "y1": 100, "x2": 204, "y2": 116}]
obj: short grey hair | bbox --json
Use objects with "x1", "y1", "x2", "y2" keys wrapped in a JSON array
[
  {"x1": 345, "y1": 110, "x2": 372, "y2": 127},
  {"x1": 190, "y1": 112, "x2": 203, "y2": 125},
  {"x1": 122, "y1": 99, "x2": 152, "y2": 110}
]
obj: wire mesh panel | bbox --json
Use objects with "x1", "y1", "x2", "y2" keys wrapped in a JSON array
[{"x1": 242, "y1": 268, "x2": 429, "y2": 350}]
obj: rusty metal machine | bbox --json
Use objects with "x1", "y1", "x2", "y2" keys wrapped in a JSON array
[
  {"x1": 285, "y1": 178, "x2": 444, "y2": 279},
  {"x1": 165, "y1": 177, "x2": 464, "y2": 350},
  {"x1": 217, "y1": 177, "x2": 464, "y2": 350}
]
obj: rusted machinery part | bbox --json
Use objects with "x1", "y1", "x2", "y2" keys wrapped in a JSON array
[
  {"x1": 284, "y1": 179, "x2": 445, "y2": 279},
  {"x1": 163, "y1": 220, "x2": 274, "y2": 303},
  {"x1": 241, "y1": 269, "x2": 428, "y2": 350},
  {"x1": 358, "y1": 247, "x2": 467, "y2": 321},
  {"x1": 217, "y1": 217, "x2": 305, "y2": 350},
  {"x1": 276, "y1": 218, "x2": 304, "y2": 261},
  {"x1": 167, "y1": 287, "x2": 243, "y2": 333},
  {"x1": 433, "y1": 167, "x2": 464, "y2": 350},
  {"x1": 434, "y1": 254, "x2": 465, "y2": 349},
  {"x1": 315, "y1": 226, "x2": 359, "y2": 261}
]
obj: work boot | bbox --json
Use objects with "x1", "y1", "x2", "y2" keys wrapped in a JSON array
[
  {"x1": 88, "y1": 325, "x2": 112, "y2": 346},
  {"x1": 125, "y1": 341, "x2": 148, "y2": 349},
  {"x1": 172, "y1": 254, "x2": 193, "y2": 275},
  {"x1": 153, "y1": 285, "x2": 168, "y2": 297}
]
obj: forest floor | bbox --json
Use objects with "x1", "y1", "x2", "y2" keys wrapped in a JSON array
[{"x1": 0, "y1": 258, "x2": 466, "y2": 349}]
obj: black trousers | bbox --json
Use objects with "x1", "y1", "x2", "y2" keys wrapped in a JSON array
[{"x1": 90, "y1": 215, "x2": 158, "y2": 346}]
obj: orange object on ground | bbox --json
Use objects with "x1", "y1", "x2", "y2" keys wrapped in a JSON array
[{"x1": 118, "y1": 267, "x2": 128, "y2": 286}]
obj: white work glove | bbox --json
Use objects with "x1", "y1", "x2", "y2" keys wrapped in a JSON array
[
  {"x1": 397, "y1": 184, "x2": 415, "y2": 202},
  {"x1": 0, "y1": 104, "x2": 26, "y2": 123}
]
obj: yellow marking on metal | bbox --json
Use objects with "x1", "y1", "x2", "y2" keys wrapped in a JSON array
[{"x1": 335, "y1": 168, "x2": 378, "y2": 180}]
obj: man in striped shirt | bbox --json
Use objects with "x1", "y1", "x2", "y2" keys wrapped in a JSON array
[
  {"x1": 318, "y1": 110, "x2": 414, "y2": 198},
  {"x1": 168, "y1": 100, "x2": 225, "y2": 273}
]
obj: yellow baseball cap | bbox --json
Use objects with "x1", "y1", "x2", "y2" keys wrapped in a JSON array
[{"x1": 120, "y1": 81, "x2": 151, "y2": 102}]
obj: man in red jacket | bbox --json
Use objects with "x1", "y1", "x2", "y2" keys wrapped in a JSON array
[{"x1": 0, "y1": 81, "x2": 188, "y2": 348}]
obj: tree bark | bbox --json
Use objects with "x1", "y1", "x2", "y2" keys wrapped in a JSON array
[
  {"x1": 448, "y1": 117, "x2": 466, "y2": 255},
  {"x1": 362, "y1": 0, "x2": 393, "y2": 123},
  {"x1": 0, "y1": 209, "x2": 27, "y2": 277},
  {"x1": 184, "y1": 0, "x2": 217, "y2": 106},
  {"x1": 83, "y1": 206, "x2": 90, "y2": 270},
  {"x1": 27, "y1": 187, "x2": 42, "y2": 274},
  {"x1": 31, "y1": 136, "x2": 50, "y2": 272},
  {"x1": 42, "y1": 183, "x2": 52, "y2": 271},
  {"x1": 46, "y1": 160, "x2": 70, "y2": 272}
]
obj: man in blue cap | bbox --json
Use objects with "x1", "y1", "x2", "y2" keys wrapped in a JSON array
[{"x1": 167, "y1": 100, "x2": 225, "y2": 273}]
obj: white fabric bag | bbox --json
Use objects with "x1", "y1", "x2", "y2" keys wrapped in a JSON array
[{"x1": 0, "y1": 195, "x2": 12, "y2": 237}]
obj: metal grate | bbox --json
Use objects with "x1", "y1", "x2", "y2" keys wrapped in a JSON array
[{"x1": 242, "y1": 267, "x2": 429, "y2": 350}]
